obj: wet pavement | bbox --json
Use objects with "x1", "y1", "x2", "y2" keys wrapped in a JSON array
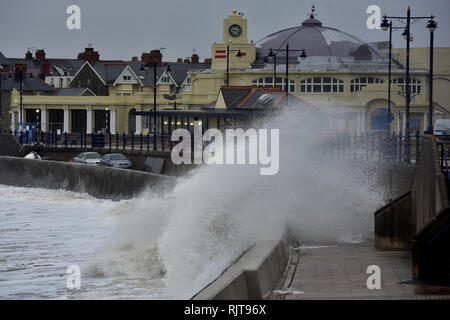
[{"x1": 279, "y1": 242, "x2": 450, "y2": 300}]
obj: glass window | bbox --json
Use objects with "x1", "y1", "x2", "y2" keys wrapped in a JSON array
[
  {"x1": 350, "y1": 77, "x2": 384, "y2": 92},
  {"x1": 300, "y1": 77, "x2": 344, "y2": 93}
]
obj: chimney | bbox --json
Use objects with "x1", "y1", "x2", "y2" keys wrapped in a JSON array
[
  {"x1": 177, "y1": 58, "x2": 183, "y2": 63},
  {"x1": 184, "y1": 58, "x2": 190, "y2": 63},
  {"x1": 131, "y1": 56, "x2": 138, "y2": 61},
  {"x1": 78, "y1": 47, "x2": 100, "y2": 65},
  {"x1": 141, "y1": 50, "x2": 163, "y2": 66},
  {"x1": 25, "y1": 50, "x2": 33, "y2": 60},
  {"x1": 41, "y1": 62, "x2": 50, "y2": 76},
  {"x1": 191, "y1": 53, "x2": 199, "y2": 64},
  {"x1": 204, "y1": 58, "x2": 212, "y2": 64},
  {"x1": 35, "y1": 49, "x2": 46, "y2": 63}
]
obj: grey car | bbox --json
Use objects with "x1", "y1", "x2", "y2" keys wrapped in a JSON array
[
  {"x1": 73, "y1": 152, "x2": 101, "y2": 165},
  {"x1": 100, "y1": 153, "x2": 132, "y2": 169}
]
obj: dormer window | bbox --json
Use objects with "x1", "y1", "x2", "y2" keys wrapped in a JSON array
[
  {"x1": 123, "y1": 75, "x2": 132, "y2": 81},
  {"x1": 160, "y1": 75, "x2": 171, "y2": 84}
]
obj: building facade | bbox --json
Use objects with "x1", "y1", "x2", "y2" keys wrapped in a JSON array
[{"x1": 4, "y1": 9, "x2": 450, "y2": 136}]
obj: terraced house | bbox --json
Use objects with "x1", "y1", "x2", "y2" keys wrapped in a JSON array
[{"x1": 2, "y1": 8, "x2": 449, "y2": 136}]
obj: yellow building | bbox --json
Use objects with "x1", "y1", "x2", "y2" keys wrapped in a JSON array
[{"x1": 8, "y1": 9, "x2": 450, "y2": 136}]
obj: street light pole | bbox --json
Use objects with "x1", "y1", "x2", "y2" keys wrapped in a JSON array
[
  {"x1": 18, "y1": 70, "x2": 23, "y2": 132},
  {"x1": 153, "y1": 62, "x2": 157, "y2": 151},
  {"x1": 226, "y1": 42, "x2": 243, "y2": 86},
  {"x1": 427, "y1": 16, "x2": 437, "y2": 133},
  {"x1": 268, "y1": 46, "x2": 307, "y2": 104},
  {"x1": 381, "y1": 7, "x2": 434, "y2": 161},
  {"x1": 387, "y1": 20, "x2": 392, "y2": 130},
  {"x1": 405, "y1": 6, "x2": 411, "y2": 156},
  {"x1": 285, "y1": 42, "x2": 289, "y2": 101}
]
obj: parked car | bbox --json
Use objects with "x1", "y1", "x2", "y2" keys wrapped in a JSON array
[
  {"x1": 73, "y1": 152, "x2": 101, "y2": 165},
  {"x1": 100, "y1": 153, "x2": 132, "y2": 169}
]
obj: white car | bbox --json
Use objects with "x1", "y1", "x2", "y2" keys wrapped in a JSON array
[
  {"x1": 73, "y1": 152, "x2": 101, "y2": 165},
  {"x1": 24, "y1": 151, "x2": 41, "y2": 160}
]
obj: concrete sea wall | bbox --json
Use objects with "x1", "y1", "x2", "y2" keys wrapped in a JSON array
[
  {"x1": 0, "y1": 156, "x2": 174, "y2": 200},
  {"x1": 192, "y1": 233, "x2": 292, "y2": 300}
]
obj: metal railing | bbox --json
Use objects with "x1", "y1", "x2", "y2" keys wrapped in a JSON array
[
  {"x1": 437, "y1": 139, "x2": 450, "y2": 180},
  {"x1": 11, "y1": 130, "x2": 179, "y2": 152},
  {"x1": 325, "y1": 130, "x2": 422, "y2": 163}
]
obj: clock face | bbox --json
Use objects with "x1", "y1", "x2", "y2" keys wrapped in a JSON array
[{"x1": 229, "y1": 24, "x2": 242, "y2": 37}]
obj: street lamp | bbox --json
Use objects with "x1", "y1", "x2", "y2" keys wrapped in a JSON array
[
  {"x1": 267, "y1": 44, "x2": 307, "y2": 102},
  {"x1": 380, "y1": 16, "x2": 404, "y2": 131},
  {"x1": 35, "y1": 109, "x2": 40, "y2": 132},
  {"x1": 105, "y1": 107, "x2": 109, "y2": 133},
  {"x1": 140, "y1": 62, "x2": 171, "y2": 150},
  {"x1": 426, "y1": 16, "x2": 437, "y2": 134},
  {"x1": 226, "y1": 41, "x2": 243, "y2": 86},
  {"x1": 381, "y1": 7, "x2": 436, "y2": 161},
  {"x1": 266, "y1": 49, "x2": 278, "y2": 87}
]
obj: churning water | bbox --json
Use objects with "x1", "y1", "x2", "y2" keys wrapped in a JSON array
[{"x1": 0, "y1": 106, "x2": 384, "y2": 299}]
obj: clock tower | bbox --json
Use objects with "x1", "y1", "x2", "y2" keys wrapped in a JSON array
[{"x1": 211, "y1": 10, "x2": 256, "y2": 70}]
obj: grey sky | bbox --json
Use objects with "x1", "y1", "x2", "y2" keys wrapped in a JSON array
[{"x1": 0, "y1": 0, "x2": 449, "y2": 61}]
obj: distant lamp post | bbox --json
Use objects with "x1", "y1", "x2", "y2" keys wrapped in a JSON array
[
  {"x1": 35, "y1": 109, "x2": 40, "y2": 132},
  {"x1": 140, "y1": 62, "x2": 172, "y2": 150},
  {"x1": 381, "y1": 7, "x2": 436, "y2": 161},
  {"x1": 226, "y1": 41, "x2": 243, "y2": 86},
  {"x1": 380, "y1": 16, "x2": 403, "y2": 130},
  {"x1": 268, "y1": 45, "x2": 307, "y2": 102},
  {"x1": 426, "y1": 16, "x2": 437, "y2": 134},
  {"x1": 267, "y1": 49, "x2": 278, "y2": 87},
  {"x1": 105, "y1": 107, "x2": 109, "y2": 133}
]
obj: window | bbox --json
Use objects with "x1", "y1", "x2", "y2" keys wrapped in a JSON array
[
  {"x1": 300, "y1": 77, "x2": 344, "y2": 93},
  {"x1": 116, "y1": 93, "x2": 121, "y2": 96},
  {"x1": 51, "y1": 78, "x2": 54, "y2": 86},
  {"x1": 252, "y1": 77, "x2": 295, "y2": 93},
  {"x1": 350, "y1": 77, "x2": 384, "y2": 92},
  {"x1": 185, "y1": 76, "x2": 191, "y2": 85},
  {"x1": 392, "y1": 77, "x2": 422, "y2": 94},
  {"x1": 159, "y1": 75, "x2": 171, "y2": 84},
  {"x1": 59, "y1": 78, "x2": 64, "y2": 88},
  {"x1": 123, "y1": 93, "x2": 131, "y2": 96},
  {"x1": 123, "y1": 75, "x2": 132, "y2": 81}
]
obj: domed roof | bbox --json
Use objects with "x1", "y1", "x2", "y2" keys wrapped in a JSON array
[{"x1": 256, "y1": 14, "x2": 384, "y2": 61}]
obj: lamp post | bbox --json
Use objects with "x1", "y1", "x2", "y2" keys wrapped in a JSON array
[
  {"x1": 381, "y1": 7, "x2": 436, "y2": 161},
  {"x1": 380, "y1": 19, "x2": 404, "y2": 131},
  {"x1": 226, "y1": 41, "x2": 243, "y2": 86},
  {"x1": 140, "y1": 62, "x2": 171, "y2": 150},
  {"x1": 267, "y1": 49, "x2": 278, "y2": 87},
  {"x1": 426, "y1": 16, "x2": 437, "y2": 134},
  {"x1": 267, "y1": 45, "x2": 307, "y2": 102},
  {"x1": 105, "y1": 107, "x2": 109, "y2": 133},
  {"x1": 35, "y1": 109, "x2": 40, "y2": 132}
]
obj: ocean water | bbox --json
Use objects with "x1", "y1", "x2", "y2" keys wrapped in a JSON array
[
  {"x1": 0, "y1": 106, "x2": 384, "y2": 299},
  {"x1": 0, "y1": 185, "x2": 167, "y2": 299}
]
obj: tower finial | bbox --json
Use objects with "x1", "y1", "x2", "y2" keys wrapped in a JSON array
[{"x1": 309, "y1": 4, "x2": 317, "y2": 19}]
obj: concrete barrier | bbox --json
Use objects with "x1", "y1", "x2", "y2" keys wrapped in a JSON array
[
  {"x1": 192, "y1": 233, "x2": 291, "y2": 300},
  {"x1": 0, "y1": 156, "x2": 174, "y2": 200},
  {"x1": 375, "y1": 191, "x2": 413, "y2": 250},
  {"x1": 0, "y1": 134, "x2": 25, "y2": 157},
  {"x1": 411, "y1": 137, "x2": 449, "y2": 232}
]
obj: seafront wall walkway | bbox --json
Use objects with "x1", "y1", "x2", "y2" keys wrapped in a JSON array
[{"x1": 0, "y1": 156, "x2": 174, "y2": 200}]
